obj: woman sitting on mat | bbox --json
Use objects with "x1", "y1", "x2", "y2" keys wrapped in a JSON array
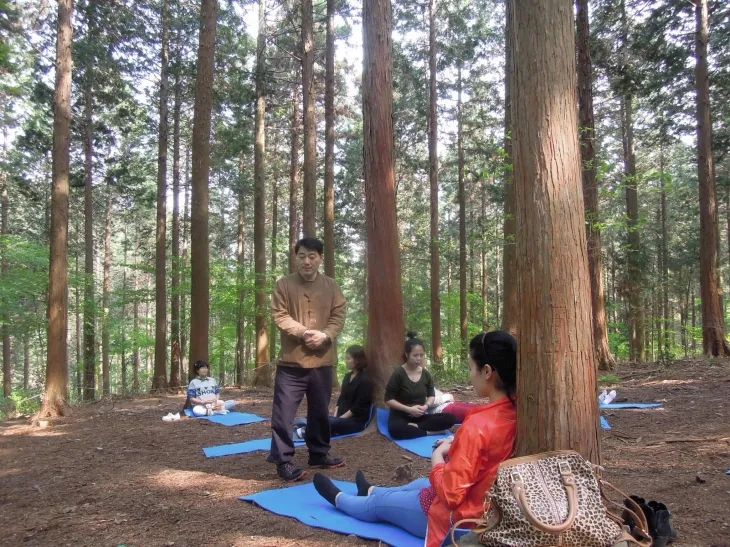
[
  {"x1": 312, "y1": 331, "x2": 518, "y2": 547},
  {"x1": 330, "y1": 345, "x2": 373, "y2": 436},
  {"x1": 384, "y1": 332, "x2": 456, "y2": 439},
  {"x1": 188, "y1": 360, "x2": 236, "y2": 416}
]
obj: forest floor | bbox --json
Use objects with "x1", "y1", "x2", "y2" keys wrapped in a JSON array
[{"x1": 1, "y1": 359, "x2": 729, "y2": 547}]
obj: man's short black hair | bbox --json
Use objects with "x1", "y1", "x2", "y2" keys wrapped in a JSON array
[{"x1": 295, "y1": 237, "x2": 324, "y2": 256}]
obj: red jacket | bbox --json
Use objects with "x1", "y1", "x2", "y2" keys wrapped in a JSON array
[{"x1": 427, "y1": 397, "x2": 516, "y2": 547}]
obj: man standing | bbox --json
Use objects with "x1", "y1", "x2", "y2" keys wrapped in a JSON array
[{"x1": 268, "y1": 237, "x2": 347, "y2": 481}]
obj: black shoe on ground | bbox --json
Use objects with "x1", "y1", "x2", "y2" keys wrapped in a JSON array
[
  {"x1": 308, "y1": 453, "x2": 346, "y2": 469},
  {"x1": 649, "y1": 501, "x2": 678, "y2": 545},
  {"x1": 277, "y1": 462, "x2": 306, "y2": 482}
]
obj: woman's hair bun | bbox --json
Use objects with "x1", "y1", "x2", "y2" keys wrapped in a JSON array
[{"x1": 406, "y1": 330, "x2": 418, "y2": 339}]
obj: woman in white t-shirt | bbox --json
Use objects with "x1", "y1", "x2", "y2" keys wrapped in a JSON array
[{"x1": 187, "y1": 360, "x2": 235, "y2": 416}]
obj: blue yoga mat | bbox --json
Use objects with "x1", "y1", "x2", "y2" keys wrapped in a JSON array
[
  {"x1": 241, "y1": 480, "x2": 424, "y2": 547},
  {"x1": 204, "y1": 406, "x2": 375, "y2": 458},
  {"x1": 183, "y1": 409, "x2": 268, "y2": 426},
  {"x1": 600, "y1": 416, "x2": 611, "y2": 431},
  {"x1": 600, "y1": 403, "x2": 662, "y2": 410},
  {"x1": 377, "y1": 408, "x2": 455, "y2": 459}
]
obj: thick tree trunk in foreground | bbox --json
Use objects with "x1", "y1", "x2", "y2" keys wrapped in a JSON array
[
  {"x1": 253, "y1": 0, "x2": 270, "y2": 387},
  {"x1": 153, "y1": 0, "x2": 170, "y2": 391},
  {"x1": 512, "y1": 0, "x2": 600, "y2": 463},
  {"x1": 363, "y1": 0, "x2": 405, "y2": 399},
  {"x1": 324, "y1": 0, "x2": 336, "y2": 278},
  {"x1": 428, "y1": 0, "x2": 443, "y2": 362},
  {"x1": 301, "y1": 0, "x2": 316, "y2": 237},
  {"x1": 40, "y1": 0, "x2": 73, "y2": 418},
  {"x1": 576, "y1": 0, "x2": 614, "y2": 370},
  {"x1": 501, "y1": 0, "x2": 518, "y2": 335},
  {"x1": 695, "y1": 0, "x2": 730, "y2": 357},
  {"x1": 189, "y1": 0, "x2": 218, "y2": 366}
]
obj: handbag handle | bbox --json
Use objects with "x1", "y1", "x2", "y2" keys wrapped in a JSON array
[{"x1": 511, "y1": 465, "x2": 578, "y2": 534}]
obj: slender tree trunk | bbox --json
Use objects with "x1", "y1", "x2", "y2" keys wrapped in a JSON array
[
  {"x1": 324, "y1": 0, "x2": 336, "y2": 276},
  {"x1": 270, "y1": 177, "x2": 278, "y2": 362},
  {"x1": 428, "y1": 0, "x2": 443, "y2": 362},
  {"x1": 576, "y1": 0, "x2": 614, "y2": 370},
  {"x1": 236, "y1": 152, "x2": 246, "y2": 386},
  {"x1": 169, "y1": 38, "x2": 182, "y2": 390},
  {"x1": 182, "y1": 151, "x2": 190, "y2": 380},
  {"x1": 691, "y1": 281, "x2": 697, "y2": 353},
  {"x1": 189, "y1": 0, "x2": 218, "y2": 366},
  {"x1": 101, "y1": 185, "x2": 111, "y2": 396},
  {"x1": 23, "y1": 336, "x2": 29, "y2": 390},
  {"x1": 288, "y1": 81, "x2": 301, "y2": 273},
  {"x1": 301, "y1": 0, "x2": 316, "y2": 237},
  {"x1": 121, "y1": 224, "x2": 128, "y2": 394},
  {"x1": 512, "y1": 0, "x2": 600, "y2": 463},
  {"x1": 501, "y1": 0, "x2": 517, "y2": 335},
  {"x1": 457, "y1": 64, "x2": 467, "y2": 361},
  {"x1": 660, "y1": 143, "x2": 670, "y2": 358},
  {"x1": 695, "y1": 0, "x2": 730, "y2": 356},
  {"x1": 1, "y1": 130, "x2": 9, "y2": 397},
  {"x1": 363, "y1": 0, "x2": 405, "y2": 399},
  {"x1": 40, "y1": 0, "x2": 73, "y2": 417},
  {"x1": 83, "y1": 10, "x2": 96, "y2": 401},
  {"x1": 253, "y1": 0, "x2": 270, "y2": 387},
  {"x1": 75, "y1": 214, "x2": 81, "y2": 399},
  {"x1": 153, "y1": 0, "x2": 170, "y2": 391},
  {"x1": 481, "y1": 184, "x2": 488, "y2": 328},
  {"x1": 132, "y1": 229, "x2": 140, "y2": 392}
]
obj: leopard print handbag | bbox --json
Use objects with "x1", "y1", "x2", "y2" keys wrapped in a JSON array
[{"x1": 450, "y1": 450, "x2": 652, "y2": 547}]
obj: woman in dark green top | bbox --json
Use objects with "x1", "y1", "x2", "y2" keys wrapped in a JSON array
[{"x1": 384, "y1": 333, "x2": 457, "y2": 439}]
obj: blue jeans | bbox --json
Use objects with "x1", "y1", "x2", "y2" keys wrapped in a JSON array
[{"x1": 336, "y1": 478, "x2": 430, "y2": 538}]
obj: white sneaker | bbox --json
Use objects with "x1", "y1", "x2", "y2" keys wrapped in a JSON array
[
  {"x1": 599, "y1": 390, "x2": 608, "y2": 405},
  {"x1": 162, "y1": 413, "x2": 175, "y2": 422},
  {"x1": 603, "y1": 390, "x2": 617, "y2": 405},
  {"x1": 170, "y1": 412, "x2": 181, "y2": 421}
]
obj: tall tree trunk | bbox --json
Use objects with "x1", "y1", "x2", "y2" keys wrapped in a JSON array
[
  {"x1": 75, "y1": 214, "x2": 81, "y2": 399},
  {"x1": 288, "y1": 81, "x2": 301, "y2": 273},
  {"x1": 153, "y1": 0, "x2": 170, "y2": 391},
  {"x1": 324, "y1": 0, "x2": 336, "y2": 276},
  {"x1": 40, "y1": 0, "x2": 73, "y2": 418},
  {"x1": 23, "y1": 337, "x2": 29, "y2": 391},
  {"x1": 428, "y1": 0, "x2": 443, "y2": 362},
  {"x1": 576, "y1": 0, "x2": 614, "y2": 370},
  {"x1": 480, "y1": 183, "x2": 488, "y2": 328},
  {"x1": 132, "y1": 228, "x2": 140, "y2": 392},
  {"x1": 363, "y1": 0, "x2": 405, "y2": 399},
  {"x1": 121, "y1": 224, "x2": 128, "y2": 394},
  {"x1": 512, "y1": 0, "x2": 600, "y2": 463},
  {"x1": 270, "y1": 177, "x2": 278, "y2": 362},
  {"x1": 457, "y1": 64, "x2": 467, "y2": 361},
  {"x1": 301, "y1": 0, "x2": 316, "y2": 237},
  {"x1": 1, "y1": 130, "x2": 9, "y2": 397},
  {"x1": 501, "y1": 0, "x2": 518, "y2": 335},
  {"x1": 236, "y1": 152, "x2": 246, "y2": 386},
  {"x1": 169, "y1": 36, "x2": 182, "y2": 390},
  {"x1": 695, "y1": 0, "x2": 729, "y2": 356},
  {"x1": 253, "y1": 0, "x2": 270, "y2": 387},
  {"x1": 660, "y1": 142, "x2": 670, "y2": 359},
  {"x1": 189, "y1": 0, "x2": 218, "y2": 366},
  {"x1": 182, "y1": 151, "x2": 190, "y2": 380},
  {"x1": 101, "y1": 184, "x2": 111, "y2": 396},
  {"x1": 83, "y1": 4, "x2": 97, "y2": 401}
]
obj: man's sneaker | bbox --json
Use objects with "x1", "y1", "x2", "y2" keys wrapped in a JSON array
[
  {"x1": 308, "y1": 453, "x2": 346, "y2": 469},
  {"x1": 277, "y1": 462, "x2": 306, "y2": 482}
]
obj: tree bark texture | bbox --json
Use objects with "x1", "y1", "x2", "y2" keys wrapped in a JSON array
[
  {"x1": 511, "y1": 0, "x2": 600, "y2": 463},
  {"x1": 1, "y1": 138, "x2": 9, "y2": 397},
  {"x1": 428, "y1": 0, "x2": 443, "y2": 362},
  {"x1": 133, "y1": 229, "x2": 140, "y2": 392},
  {"x1": 170, "y1": 39, "x2": 182, "y2": 389},
  {"x1": 153, "y1": 0, "x2": 170, "y2": 391},
  {"x1": 270, "y1": 177, "x2": 278, "y2": 362},
  {"x1": 363, "y1": 0, "x2": 405, "y2": 399},
  {"x1": 576, "y1": 0, "x2": 614, "y2": 371},
  {"x1": 121, "y1": 225, "x2": 128, "y2": 394},
  {"x1": 301, "y1": 0, "x2": 316, "y2": 237},
  {"x1": 236, "y1": 154, "x2": 245, "y2": 385},
  {"x1": 695, "y1": 0, "x2": 730, "y2": 357},
  {"x1": 324, "y1": 0, "x2": 336, "y2": 278},
  {"x1": 253, "y1": 0, "x2": 270, "y2": 387},
  {"x1": 189, "y1": 0, "x2": 218, "y2": 366},
  {"x1": 41, "y1": 0, "x2": 73, "y2": 417},
  {"x1": 457, "y1": 64, "x2": 467, "y2": 361},
  {"x1": 102, "y1": 186, "x2": 111, "y2": 396},
  {"x1": 501, "y1": 0, "x2": 518, "y2": 336},
  {"x1": 288, "y1": 82, "x2": 301, "y2": 273}
]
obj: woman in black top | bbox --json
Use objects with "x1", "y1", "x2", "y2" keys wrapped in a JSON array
[
  {"x1": 330, "y1": 345, "x2": 374, "y2": 436},
  {"x1": 385, "y1": 333, "x2": 457, "y2": 439}
]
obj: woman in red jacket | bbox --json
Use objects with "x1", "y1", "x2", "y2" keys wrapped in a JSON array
[{"x1": 312, "y1": 331, "x2": 517, "y2": 547}]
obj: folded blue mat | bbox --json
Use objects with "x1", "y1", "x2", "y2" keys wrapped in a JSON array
[
  {"x1": 204, "y1": 406, "x2": 375, "y2": 458},
  {"x1": 183, "y1": 409, "x2": 268, "y2": 426},
  {"x1": 600, "y1": 403, "x2": 662, "y2": 409},
  {"x1": 377, "y1": 408, "x2": 455, "y2": 459},
  {"x1": 600, "y1": 416, "x2": 611, "y2": 431},
  {"x1": 241, "y1": 480, "x2": 424, "y2": 547}
]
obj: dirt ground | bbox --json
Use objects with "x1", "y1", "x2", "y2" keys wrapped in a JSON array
[{"x1": 1, "y1": 360, "x2": 729, "y2": 547}]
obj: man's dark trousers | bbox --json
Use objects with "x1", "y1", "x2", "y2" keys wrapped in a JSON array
[{"x1": 267, "y1": 365, "x2": 332, "y2": 465}]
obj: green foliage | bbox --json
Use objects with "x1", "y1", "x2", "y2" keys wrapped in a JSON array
[{"x1": 0, "y1": 389, "x2": 42, "y2": 419}]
